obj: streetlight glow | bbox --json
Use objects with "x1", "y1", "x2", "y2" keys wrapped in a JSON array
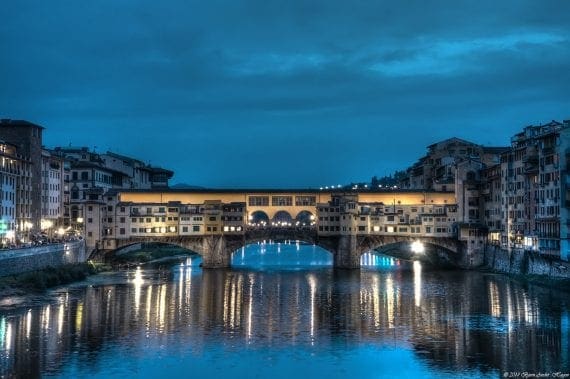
[{"x1": 411, "y1": 241, "x2": 425, "y2": 254}]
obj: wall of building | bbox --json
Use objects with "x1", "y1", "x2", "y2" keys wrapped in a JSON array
[
  {"x1": 483, "y1": 245, "x2": 570, "y2": 279},
  {"x1": 0, "y1": 240, "x2": 86, "y2": 277}
]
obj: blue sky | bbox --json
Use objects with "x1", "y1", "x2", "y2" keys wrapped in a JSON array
[{"x1": 1, "y1": 1, "x2": 569, "y2": 187}]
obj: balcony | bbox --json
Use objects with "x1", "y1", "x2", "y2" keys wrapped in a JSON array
[{"x1": 524, "y1": 161, "x2": 539, "y2": 174}]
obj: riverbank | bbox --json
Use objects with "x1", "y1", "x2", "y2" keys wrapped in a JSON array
[
  {"x1": 0, "y1": 262, "x2": 110, "y2": 297},
  {"x1": 481, "y1": 245, "x2": 570, "y2": 291}
]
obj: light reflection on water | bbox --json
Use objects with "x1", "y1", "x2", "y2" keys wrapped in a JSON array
[
  {"x1": 0, "y1": 245, "x2": 568, "y2": 378},
  {"x1": 231, "y1": 240, "x2": 332, "y2": 268}
]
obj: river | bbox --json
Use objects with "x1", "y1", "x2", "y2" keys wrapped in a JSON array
[{"x1": 1, "y1": 242, "x2": 569, "y2": 378}]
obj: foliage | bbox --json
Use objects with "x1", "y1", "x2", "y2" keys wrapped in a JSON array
[{"x1": 0, "y1": 262, "x2": 104, "y2": 292}]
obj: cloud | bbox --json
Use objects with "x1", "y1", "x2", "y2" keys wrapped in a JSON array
[{"x1": 1, "y1": 0, "x2": 569, "y2": 186}]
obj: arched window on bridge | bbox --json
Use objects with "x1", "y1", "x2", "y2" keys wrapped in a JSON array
[
  {"x1": 295, "y1": 210, "x2": 315, "y2": 227},
  {"x1": 272, "y1": 211, "x2": 293, "y2": 226},
  {"x1": 249, "y1": 211, "x2": 269, "y2": 226}
]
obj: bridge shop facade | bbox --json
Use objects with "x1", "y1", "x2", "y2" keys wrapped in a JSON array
[{"x1": 85, "y1": 189, "x2": 475, "y2": 268}]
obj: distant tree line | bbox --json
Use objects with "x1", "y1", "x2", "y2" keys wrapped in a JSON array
[{"x1": 370, "y1": 170, "x2": 407, "y2": 187}]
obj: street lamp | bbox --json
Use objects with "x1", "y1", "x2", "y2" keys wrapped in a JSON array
[{"x1": 411, "y1": 240, "x2": 425, "y2": 255}]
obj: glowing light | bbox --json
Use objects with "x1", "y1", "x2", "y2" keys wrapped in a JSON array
[
  {"x1": 41, "y1": 219, "x2": 53, "y2": 230},
  {"x1": 26, "y1": 310, "x2": 32, "y2": 339},
  {"x1": 411, "y1": 241, "x2": 425, "y2": 254},
  {"x1": 307, "y1": 274, "x2": 317, "y2": 340},
  {"x1": 132, "y1": 267, "x2": 144, "y2": 314},
  {"x1": 413, "y1": 261, "x2": 422, "y2": 307}
]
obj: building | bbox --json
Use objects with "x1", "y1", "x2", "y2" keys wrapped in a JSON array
[
  {"x1": 79, "y1": 189, "x2": 456, "y2": 254},
  {"x1": 0, "y1": 119, "x2": 44, "y2": 236},
  {"x1": 51, "y1": 146, "x2": 174, "y2": 238},
  {"x1": 392, "y1": 122, "x2": 570, "y2": 261},
  {"x1": 499, "y1": 120, "x2": 569, "y2": 258},
  {"x1": 400, "y1": 137, "x2": 507, "y2": 192},
  {"x1": 41, "y1": 149, "x2": 65, "y2": 231},
  {"x1": 0, "y1": 140, "x2": 20, "y2": 245}
]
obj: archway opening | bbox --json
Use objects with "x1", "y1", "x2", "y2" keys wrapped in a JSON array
[
  {"x1": 113, "y1": 242, "x2": 202, "y2": 266},
  {"x1": 272, "y1": 211, "x2": 293, "y2": 227},
  {"x1": 248, "y1": 211, "x2": 270, "y2": 227},
  {"x1": 295, "y1": 211, "x2": 315, "y2": 227},
  {"x1": 231, "y1": 240, "x2": 332, "y2": 269},
  {"x1": 361, "y1": 240, "x2": 456, "y2": 269},
  {"x1": 360, "y1": 250, "x2": 409, "y2": 270}
]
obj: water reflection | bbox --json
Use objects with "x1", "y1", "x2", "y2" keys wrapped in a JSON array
[
  {"x1": 0, "y1": 264, "x2": 568, "y2": 377},
  {"x1": 232, "y1": 240, "x2": 332, "y2": 268}
]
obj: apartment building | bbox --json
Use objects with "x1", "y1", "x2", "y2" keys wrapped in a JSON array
[
  {"x1": 499, "y1": 120, "x2": 569, "y2": 258},
  {"x1": 41, "y1": 149, "x2": 65, "y2": 229},
  {"x1": 0, "y1": 119, "x2": 43, "y2": 235},
  {"x1": 51, "y1": 147, "x2": 174, "y2": 237},
  {"x1": 0, "y1": 141, "x2": 19, "y2": 245}
]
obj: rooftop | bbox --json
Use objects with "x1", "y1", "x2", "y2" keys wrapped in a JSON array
[{"x1": 0, "y1": 119, "x2": 45, "y2": 130}]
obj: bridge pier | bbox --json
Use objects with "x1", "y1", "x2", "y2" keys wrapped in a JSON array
[
  {"x1": 201, "y1": 235, "x2": 233, "y2": 268},
  {"x1": 332, "y1": 235, "x2": 361, "y2": 269}
]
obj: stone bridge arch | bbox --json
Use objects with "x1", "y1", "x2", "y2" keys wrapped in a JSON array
[
  {"x1": 355, "y1": 235, "x2": 465, "y2": 267},
  {"x1": 101, "y1": 236, "x2": 209, "y2": 261},
  {"x1": 95, "y1": 233, "x2": 466, "y2": 269}
]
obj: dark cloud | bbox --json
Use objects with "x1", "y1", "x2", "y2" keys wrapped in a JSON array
[{"x1": 1, "y1": 0, "x2": 569, "y2": 187}]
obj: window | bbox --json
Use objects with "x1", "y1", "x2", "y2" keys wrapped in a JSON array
[
  {"x1": 193, "y1": 225, "x2": 200, "y2": 232},
  {"x1": 182, "y1": 226, "x2": 188, "y2": 233},
  {"x1": 295, "y1": 196, "x2": 316, "y2": 206},
  {"x1": 120, "y1": 217, "x2": 125, "y2": 223},
  {"x1": 248, "y1": 196, "x2": 269, "y2": 206},
  {"x1": 272, "y1": 196, "x2": 292, "y2": 206},
  {"x1": 87, "y1": 218, "x2": 93, "y2": 223},
  {"x1": 119, "y1": 228, "x2": 125, "y2": 235}
]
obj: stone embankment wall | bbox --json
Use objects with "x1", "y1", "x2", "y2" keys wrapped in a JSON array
[
  {"x1": 484, "y1": 245, "x2": 570, "y2": 279},
  {"x1": 0, "y1": 240, "x2": 86, "y2": 277}
]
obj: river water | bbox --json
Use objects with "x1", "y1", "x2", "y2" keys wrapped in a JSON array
[{"x1": 1, "y1": 242, "x2": 569, "y2": 378}]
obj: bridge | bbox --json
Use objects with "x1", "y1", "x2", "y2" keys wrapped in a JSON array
[
  {"x1": 105, "y1": 227, "x2": 465, "y2": 269},
  {"x1": 87, "y1": 189, "x2": 471, "y2": 268}
]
